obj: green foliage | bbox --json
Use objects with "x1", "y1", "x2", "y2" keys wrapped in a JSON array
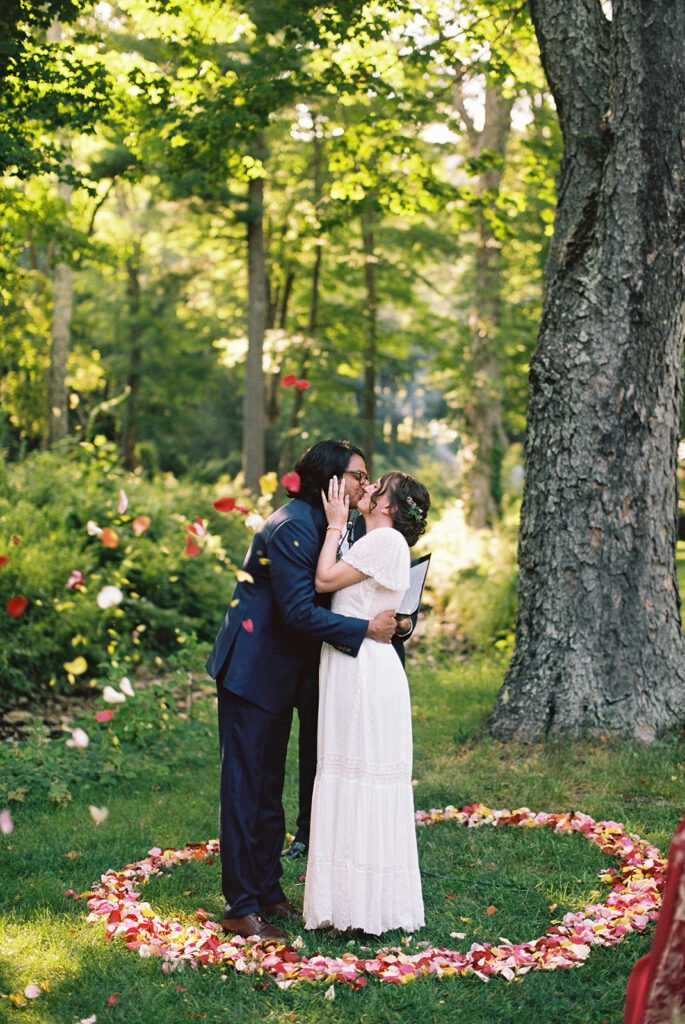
[{"x1": 0, "y1": 441, "x2": 256, "y2": 700}]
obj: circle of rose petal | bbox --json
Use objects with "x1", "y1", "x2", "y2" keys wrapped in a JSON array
[{"x1": 79, "y1": 803, "x2": 665, "y2": 987}]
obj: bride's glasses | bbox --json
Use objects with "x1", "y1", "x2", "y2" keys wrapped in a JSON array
[{"x1": 345, "y1": 470, "x2": 369, "y2": 484}]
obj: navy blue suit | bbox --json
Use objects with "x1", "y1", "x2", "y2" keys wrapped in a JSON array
[{"x1": 207, "y1": 497, "x2": 368, "y2": 917}]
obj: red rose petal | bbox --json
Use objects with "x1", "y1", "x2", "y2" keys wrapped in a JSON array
[
  {"x1": 242, "y1": 619, "x2": 254, "y2": 633},
  {"x1": 187, "y1": 517, "x2": 207, "y2": 537},
  {"x1": 6, "y1": 596, "x2": 28, "y2": 619},
  {"x1": 185, "y1": 535, "x2": 201, "y2": 557},
  {"x1": 294, "y1": 379, "x2": 310, "y2": 391},
  {"x1": 281, "y1": 471, "x2": 301, "y2": 493},
  {"x1": 234, "y1": 504, "x2": 250, "y2": 514},
  {"x1": 95, "y1": 710, "x2": 115, "y2": 722},
  {"x1": 11, "y1": 535, "x2": 20, "y2": 546},
  {"x1": 107, "y1": 993, "x2": 121, "y2": 1007},
  {"x1": 0, "y1": 554, "x2": 9, "y2": 567},
  {"x1": 281, "y1": 374, "x2": 297, "y2": 388},
  {"x1": 213, "y1": 497, "x2": 236, "y2": 513},
  {"x1": 100, "y1": 528, "x2": 119, "y2": 548}
]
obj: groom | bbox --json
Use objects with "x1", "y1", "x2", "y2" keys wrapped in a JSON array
[{"x1": 206, "y1": 439, "x2": 398, "y2": 941}]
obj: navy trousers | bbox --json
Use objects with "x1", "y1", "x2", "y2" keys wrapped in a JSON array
[{"x1": 216, "y1": 685, "x2": 293, "y2": 917}]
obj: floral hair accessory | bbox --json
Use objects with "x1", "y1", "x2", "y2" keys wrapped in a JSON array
[{"x1": 406, "y1": 495, "x2": 425, "y2": 523}]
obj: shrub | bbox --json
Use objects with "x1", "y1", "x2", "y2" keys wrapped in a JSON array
[{"x1": 0, "y1": 440, "x2": 262, "y2": 701}]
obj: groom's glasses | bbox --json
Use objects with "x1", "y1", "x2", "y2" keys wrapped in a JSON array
[{"x1": 345, "y1": 470, "x2": 369, "y2": 484}]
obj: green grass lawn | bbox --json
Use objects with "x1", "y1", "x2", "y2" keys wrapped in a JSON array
[{"x1": 1, "y1": 645, "x2": 683, "y2": 1024}]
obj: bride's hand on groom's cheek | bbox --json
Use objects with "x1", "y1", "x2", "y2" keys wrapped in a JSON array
[{"x1": 321, "y1": 475, "x2": 349, "y2": 531}]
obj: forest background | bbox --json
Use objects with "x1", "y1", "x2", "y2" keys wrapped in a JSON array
[{"x1": 0, "y1": 0, "x2": 684, "y2": 708}]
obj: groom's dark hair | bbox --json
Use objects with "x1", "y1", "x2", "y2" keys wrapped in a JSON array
[{"x1": 290, "y1": 439, "x2": 365, "y2": 505}]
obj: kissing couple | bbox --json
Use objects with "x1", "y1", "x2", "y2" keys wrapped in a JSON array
[{"x1": 207, "y1": 439, "x2": 430, "y2": 940}]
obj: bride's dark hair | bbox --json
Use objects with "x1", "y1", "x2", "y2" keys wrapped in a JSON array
[{"x1": 369, "y1": 472, "x2": 430, "y2": 547}]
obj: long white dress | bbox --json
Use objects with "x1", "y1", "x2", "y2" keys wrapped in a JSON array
[{"x1": 303, "y1": 527, "x2": 424, "y2": 935}]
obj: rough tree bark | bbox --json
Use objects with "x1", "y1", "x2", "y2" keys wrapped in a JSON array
[
  {"x1": 242, "y1": 134, "x2": 267, "y2": 493},
  {"x1": 456, "y1": 82, "x2": 513, "y2": 529},
  {"x1": 490, "y1": 0, "x2": 685, "y2": 741}
]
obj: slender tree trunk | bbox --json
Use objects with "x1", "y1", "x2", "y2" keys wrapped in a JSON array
[
  {"x1": 456, "y1": 83, "x2": 513, "y2": 528},
  {"x1": 121, "y1": 246, "x2": 141, "y2": 470},
  {"x1": 47, "y1": 178, "x2": 72, "y2": 446},
  {"x1": 278, "y1": 132, "x2": 324, "y2": 476},
  {"x1": 361, "y1": 207, "x2": 378, "y2": 475},
  {"x1": 242, "y1": 135, "x2": 267, "y2": 492},
  {"x1": 490, "y1": 0, "x2": 685, "y2": 741}
]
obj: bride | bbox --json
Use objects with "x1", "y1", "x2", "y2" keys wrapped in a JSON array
[{"x1": 303, "y1": 470, "x2": 430, "y2": 935}]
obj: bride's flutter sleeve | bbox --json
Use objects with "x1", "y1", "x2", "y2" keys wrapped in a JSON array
[{"x1": 342, "y1": 528, "x2": 410, "y2": 592}]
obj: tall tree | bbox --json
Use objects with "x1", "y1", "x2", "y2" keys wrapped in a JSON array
[{"x1": 490, "y1": 0, "x2": 685, "y2": 742}]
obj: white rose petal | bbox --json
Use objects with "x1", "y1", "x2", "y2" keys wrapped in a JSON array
[
  {"x1": 66, "y1": 728, "x2": 90, "y2": 749},
  {"x1": 102, "y1": 685, "x2": 126, "y2": 704},
  {"x1": 324, "y1": 985, "x2": 336, "y2": 1001},
  {"x1": 24, "y1": 984, "x2": 41, "y2": 999},
  {"x1": 244, "y1": 512, "x2": 265, "y2": 533},
  {"x1": 450, "y1": 931, "x2": 466, "y2": 939},
  {"x1": 96, "y1": 585, "x2": 123, "y2": 610},
  {"x1": 0, "y1": 808, "x2": 13, "y2": 835},
  {"x1": 117, "y1": 489, "x2": 128, "y2": 514},
  {"x1": 119, "y1": 677, "x2": 135, "y2": 698},
  {"x1": 89, "y1": 805, "x2": 109, "y2": 825},
  {"x1": 86, "y1": 520, "x2": 102, "y2": 537},
  {"x1": 78, "y1": 1016, "x2": 97, "y2": 1024}
]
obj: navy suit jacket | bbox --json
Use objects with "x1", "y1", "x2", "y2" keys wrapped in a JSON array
[{"x1": 206, "y1": 498, "x2": 368, "y2": 714}]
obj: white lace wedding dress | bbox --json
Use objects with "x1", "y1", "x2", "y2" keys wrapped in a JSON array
[{"x1": 303, "y1": 527, "x2": 424, "y2": 935}]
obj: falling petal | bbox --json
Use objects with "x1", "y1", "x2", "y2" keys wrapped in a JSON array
[
  {"x1": 11, "y1": 535, "x2": 20, "y2": 545},
  {"x1": 100, "y1": 528, "x2": 119, "y2": 549},
  {"x1": 86, "y1": 520, "x2": 102, "y2": 537},
  {"x1": 213, "y1": 497, "x2": 236, "y2": 513},
  {"x1": 0, "y1": 554, "x2": 9, "y2": 567},
  {"x1": 185, "y1": 535, "x2": 201, "y2": 557},
  {"x1": 294, "y1": 379, "x2": 310, "y2": 391},
  {"x1": 281, "y1": 374, "x2": 297, "y2": 387},
  {"x1": 281, "y1": 471, "x2": 301, "y2": 493},
  {"x1": 132, "y1": 515, "x2": 151, "y2": 535},
  {"x1": 187, "y1": 517, "x2": 207, "y2": 537},
  {"x1": 0, "y1": 808, "x2": 13, "y2": 834},
  {"x1": 235, "y1": 570, "x2": 254, "y2": 584},
  {"x1": 102, "y1": 685, "x2": 126, "y2": 704},
  {"x1": 258, "y1": 472, "x2": 278, "y2": 495},
  {"x1": 66, "y1": 728, "x2": 90, "y2": 749},
  {"x1": 63, "y1": 656, "x2": 88, "y2": 676},
  {"x1": 24, "y1": 985, "x2": 41, "y2": 1000},
  {"x1": 117, "y1": 490, "x2": 128, "y2": 514},
  {"x1": 242, "y1": 619, "x2": 254, "y2": 633},
  {"x1": 244, "y1": 512, "x2": 265, "y2": 532},
  {"x1": 66, "y1": 569, "x2": 84, "y2": 590},
  {"x1": 6, "y1": 596, "x2": 28, "y2": 619},
  {"x1": 95, "y1": 710, "x2": 114, "y2": 722},
  {"x1": 96, "y1": 585, "x2": 123, "y2": 610},
  {"x1": 234, "y1": 504, "x2": 250, "y2": 514},
  {"x1": 89, "y1": 805, "x2": 109, "y2": 825},
  {"x1": 119, "y1": 677, "x2": 135, "y2": 698}
]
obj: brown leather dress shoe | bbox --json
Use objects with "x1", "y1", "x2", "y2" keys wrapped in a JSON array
[
  {"x1": 259, "y1": 899, "x2": 302, "y2": 921},
  {"x1": 221, "y1": 912, "x2": 288, "y2": 942}
]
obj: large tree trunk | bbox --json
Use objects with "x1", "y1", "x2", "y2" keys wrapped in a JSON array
[
  {"x1": 361, "y1": 206, "x2": 378, "y2": 475},
  {"x1": 242, "y1": 135, "x2": 267, "y2": 492},
  {"x1": 490, "y1": 0, "x2": 685, "y2": 741},
  {"x1": 47, "y1": 180, "x2": 72, "y2": 446},
  {"x1": 457, "y1": 83, "x2": 513, "y2": 528},
  {"x1": 121, "y1": 247, "x2": 141, "y2": 470}
]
